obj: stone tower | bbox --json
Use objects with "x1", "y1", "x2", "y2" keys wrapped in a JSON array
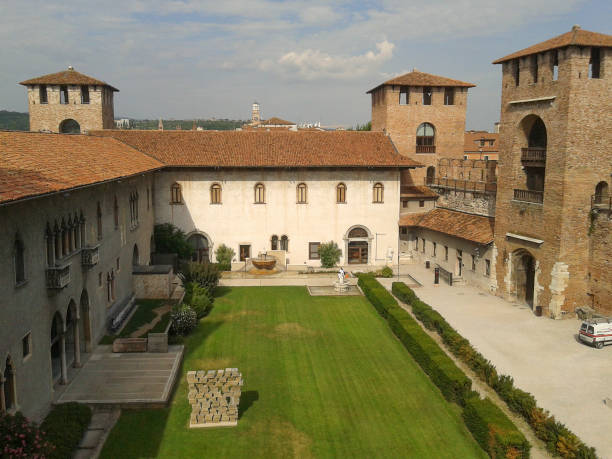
[
  {"x1": 251, "y1": 101, "x2": 261, "y2": 124},
  {"x1": 367, "y1": 70, "x2": 475, "y2": 185},
  {"x1": 20, "y1": 66, "x2": 118, "y2": 133},
  {"x1": 492, "y1": 26, "x2": 612, "y2": 317}
]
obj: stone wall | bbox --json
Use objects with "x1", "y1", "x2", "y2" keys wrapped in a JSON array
[
  {"x1": 188, "y1": 369, "x2": 243, "y2": 427},
  {"x1": 588, "y1": 212, "x2": 612, "y2": 315},
  {"x1": 132, "y1": 265, "x2": 174, "y2": 299},
  {"x1": 434, "y1": 188, "x2": 496, "y2": 217}
]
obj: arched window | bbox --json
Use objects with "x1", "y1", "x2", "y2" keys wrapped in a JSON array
[
  {"x1": 132, "y1": 244, "x2": 140, "y2": 266},
  {"x1": 426, "y1": 166, "x2": 436, "y2": 184},
  {"x1": 271, "y1": 235, "x2": 279, "y2": 250},
  {"x1": 594, "y1": 181, "x2": 609, "y2": 205},
  {"x1": 114, "y1": 196, "x2": 119, "y2": 229},
  {"x1": 373, "y1": 183, "x2": 384, "y2": 203},
  {"x1": 280, "y1": 235, "x2": 289, "y2": 251},
  {"x1": 296, "y1": 183, "x2": 307, "y2": 203},
  {"x1": 170, "y1": 183, "x2": 182, "y2": 204},
  {"x1": 59, "y1": 119, "x2": 80, "y2": 134},
  {"x1": 210, "y1": 183, "x2": 222, "y2": 204},
  {"x1": 336, "y1": 183, "x2": 346, "y2": 203},
  {"x1": 96, "y1": 202, "x2": 103, "y2": 240},
  {"x1": 348, "y1": 227, "x2": 368, "y2": 238},
  {"x1": 2, "y1": 356, "x2": 17, "y2": 412},
  {"x1": 254, "y1": 183, "x2": 265, "y2": 204},
  {"x1": 416, "y1": 123, "x2": 435, "y2": 153},
  {"x1": 14, "y1": 236, "x2": 25, "y2": 285}
]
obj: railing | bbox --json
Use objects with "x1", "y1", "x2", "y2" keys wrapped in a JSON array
[
  {"x1": 46, "y1": 263, "x2": 71, "y2": 289},
  {"x1": 521, "y1": 147, "x2": 546, "y2": 163},
  {"x1": 426, "y1": 177, "x2": 497, "y2": 193},
  {"x1": 591, "y1": 194, "x2": 612, "y2": 211},
  {"x1": 416, "y1": 145, "x2": 436, "y2": 153},
  {"x1": 81, "y1": 244, "x2": 100, "y2": 267},
  {"x1": 436, "y1": 265, "x2": 453, "y2": 286},
  {"x1": 513, "y1": 189, "x2": 544, "y2": 204}
]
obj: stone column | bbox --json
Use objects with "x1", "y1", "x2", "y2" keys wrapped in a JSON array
[
  {"x1": 80, "y1": 221, "x2": 86, "y2": 247},
  {"x1": 73, "y1": 319, "x2": 81, "y2": 368},
  {"x1": 48, "y1": 234, "x2": 56, "y2": 266},
  {"x1": 60, "y1": 332, "x2": 68, "y2": 385},
  {"x1": 0, "y1": 377, "x2": 6, "y2": 413}
]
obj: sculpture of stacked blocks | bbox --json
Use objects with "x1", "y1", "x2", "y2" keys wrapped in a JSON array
[{"x1": 187, "y1": 368, "x2": 243, "y2": 428}]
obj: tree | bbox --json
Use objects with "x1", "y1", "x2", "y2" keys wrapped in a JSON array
[
  {"x1": 351, "y1": 121, "x2": 371, "y2": 131},
  {"x1": 153, "y1": 223, "x2": 193, "y2": 259},
  {"x1": 215, "y1": 244, "x2": 235, "y2": 271},
  {"x1": 319, "y1": 241, "x2": 342, "y2": 268}
]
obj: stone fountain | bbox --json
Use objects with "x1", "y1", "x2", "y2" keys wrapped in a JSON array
[{"x1": 251, "y1": 252, "x2": 277, "y2": 270}]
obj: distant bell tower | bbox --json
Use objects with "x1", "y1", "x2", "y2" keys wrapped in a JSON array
[
  {"x1": 19, "y1": 66, "x2": 118, "y2": 134},
  {"x1": 251, "y1": 101, "x2": 261, "y2": 124}
]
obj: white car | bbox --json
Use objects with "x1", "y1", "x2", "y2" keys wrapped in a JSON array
[{"x1": 579, "y1": 319, "x2": 612, "y2": 349}]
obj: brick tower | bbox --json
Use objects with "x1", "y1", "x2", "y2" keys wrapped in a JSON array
[
  {"x1": 492, "y1": 26, "x2": 612, "y2": 317},
  {"x1": 20, "y1": 66, "x2": 118, "y2": 133},
  {"x1": 368, "y1": 70, "x2": 475, "y2": 185}
]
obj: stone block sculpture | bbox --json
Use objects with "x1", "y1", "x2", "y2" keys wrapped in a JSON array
[{"x1": 187, "y1": 368, "x2": 243, "y2": 428}]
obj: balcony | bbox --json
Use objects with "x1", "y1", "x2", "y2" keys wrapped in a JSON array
[
  {"x1": 81, "y1": 244, "x2": 100, "y2": 267},
  {"x1": 416, "y1": 145, "x2": 436, "y2": 154},
  {"x1": 521, "y1": 148, "x2": 546, "y2": 167},
  {"x1": 46, "y1": 263, "x2": 71, "y2": 289},
  {"x1": 513, "y1": 189, "x2": 543, "y2": 204},
  {"x1": 591, "y1": 194, "x2": 612, "y2": 212}
]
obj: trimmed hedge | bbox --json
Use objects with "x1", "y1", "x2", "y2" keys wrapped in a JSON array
[
  {"x1": 392, "y1": 281, "x2": 597, "y2": 459},
  {"x1": 358, "y1": 275, "x2": 471, "y2": 405},
  {"x1": 40, "y1": 402, "x2": 92, "y2": 459},
  {"x1": 463, "y1": 396, "x2": 530, "y2": 459}
]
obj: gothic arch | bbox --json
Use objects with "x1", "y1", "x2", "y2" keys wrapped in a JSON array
[{"x1": 80, "y1": 289, "x2": 92, "y2": 353}]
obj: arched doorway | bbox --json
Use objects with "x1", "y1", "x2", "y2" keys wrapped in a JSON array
[
  {"x1": 50, "y1": 312, "x2": 64, "y2": 383},
  {"x1": 65, "y1": 301, "x2": 79, "y2": 368},
  {"x1": 132, "y1": 244, "x2": 140, "y2": 266},
  {"x1": 187, "y1": 233, "x2": 210, "y2": 263},
  {"x1": 2, "y1": 356, "x2": 17, "y2": 412},
  {"x1": 594, "y1": 181, "x2": 609, "y2": 205},
  {"x1": 520, "y1": 115, "x2": 547, "y2": 192},
  {"x1": 80, "y1": 290, "x2": 92, "y2": 353},
  {"x1": 513, "y1": 250, "x2": 536, "y2": 308},
  {"x1": 59, "y1": 119, "x2": 81, "y2": 134},
  {"x1": 426, "y1": 166, "x2": 436, "y2": 184},
  {"x1": 346, "y1": 226, "x2": 371, "y2": 264}
]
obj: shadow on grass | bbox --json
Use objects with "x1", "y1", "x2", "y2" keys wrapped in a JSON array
[
  {"x1": 239, "y1": 390, "x2": 259, "y2": 419},
  {"x1": 214, "y1": 286, "x2": 232, "y2": 298}
]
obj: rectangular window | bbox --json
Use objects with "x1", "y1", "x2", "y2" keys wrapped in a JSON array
[
  {"x1": 444, "y1": 87, "x2": 454, "y2": 105},
  {"x1": 239, "y1": 244, "x2": 251, "y2": 261},
  {"x1": 422, "y1": 87, "x2": 432, "y2": 105},
  {"x1": 116, "y1": 257, "x2": 120, "y2": 271},
  {"x1": 309, "y1": 242, "x2": 321, "y2": 260},
  {"x1": 590, "y1": 47, "x2": 601, "y2": 79},
  {"x1": 400, "y1": 227, "x2": 407, "y2": 235},
  {"x1": 432, "y1": 242, "x2": 437, "y2": 257},
  {"x1": 444, "y1": 246, "x2": 449, "y2": 261},
  {"x1": 402, "y1": 200, "x2": 408, "y2": 208},
  {"x1": 399, "y1": 87, "x2": 409, "y2": 105},
  {"x1": 414, "y1": 238, "x2": 418, "y2": 250},
  {"x1": 421, "y1": 238, "x2": 426, "y2": 253},
  {"x1": 471, "y1": 255, "x2": 476, "y2": 271},
  {"x1": 39, "y1": 85, "x2": 48, "y2": 104},
  {"x1": 552, "y1": 51, "x2": 559, "y2": 81},
  {"x1": 531, "y1": 55, "x2": 538, "y2": 83},
  {"x1": 98, "y1": 272, "x2": 103, "y2": 287},
  {"x1": 485, "y1": 259, "x2": 491, "y2": 277},
  {"x1": 419, "y1": 200, "x2": 425, "y2": 208},
  {"x1": 60, "y1": 85, "x2": 69, "y2": 104},
  {"x1": 22, "y1": 332, "x2": 32, "y2": 359},
  {"x1": 483, "y1": 155, "x2": 489, "y2": 161},
  {"x1": 514, "y1": 60, "x2": 520, "y2": 86},
  {"x1": 81, "y1": 85, "x2": 90, "y2": 104}
]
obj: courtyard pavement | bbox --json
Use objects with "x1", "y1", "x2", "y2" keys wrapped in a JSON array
[
  {"x1": 57, "y1": 345, "x2": 183, "y2": 406},
  {"x1": 379, "y1": 265, "x2": 612, "y2": 459}
]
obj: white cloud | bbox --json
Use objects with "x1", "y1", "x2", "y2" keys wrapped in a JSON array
[{"x1": 266, "y1": 40, "x2": 394, "y2": 80}]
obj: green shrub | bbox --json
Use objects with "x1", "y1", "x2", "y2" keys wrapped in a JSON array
[
  {"x1": 153, "y1": 223, "x2": 193, "y2": 259},
  {"x1": 215, "y1": 244, "x2": 235, "y2": 271},
  {"x1": 318, "y1": 241, "x2": 342, "y2": 268},
  {"x1": 178, "y1": 262, "x2": 220, "y2": 294},
  {"x1": 463, "y1": 396, "x2": 530, "y2": 458},
  {"x1": 0, "y1": 411, "x2": 55, "y2": 457},
  {"x1": 190, "y1": 291, "x2": 213, "y2": 319},
  {"x1": 381, "y1": 266, "x2": 393, "y2": 278},
  {"x1": 170, "y1": 305, "x2": 197, "y2": 336},
  {"x1": 40, "y1": 402, "x2": 92, "y2": 459}
]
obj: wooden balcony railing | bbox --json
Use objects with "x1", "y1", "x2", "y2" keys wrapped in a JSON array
[
  {"x1": 591, "y1": 194, "x2": 612, "y2": 211},
  {"x1": 426, "y1": 177, "x2": 497, "y2": 193},
  {"x1": 513, "y1": 189, "x2": 544, "y2": 204},
  {"x1": 521, "y1": 147, "x2": 546, "y2": 163},
  {"x1": 416, "y1": 145, "x2": 436, "y2": 154}
]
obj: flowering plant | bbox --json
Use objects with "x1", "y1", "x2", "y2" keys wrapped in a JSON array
[{"x1": 0, "y1": 412, "x2": 54, "y2": 458}]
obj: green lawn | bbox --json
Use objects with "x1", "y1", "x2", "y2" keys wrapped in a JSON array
[
  {"x1": 99, "y1": 299, "x2": 173, "y2": 344},
  {"x1": 100, "y1": 287, "x2": 485, "y2": 458}
]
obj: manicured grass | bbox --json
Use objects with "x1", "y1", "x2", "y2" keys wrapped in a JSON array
[
  {"x1": 100, "y1": 287, "x2": 485, "y2": 458},
  {"x1": 99, "y1": 299, "x2": 172, "y2": 344}
]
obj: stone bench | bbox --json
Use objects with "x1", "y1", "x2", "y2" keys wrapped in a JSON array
[{"x1": 112, "y1": 338, "x2": 147, "y2": 353}]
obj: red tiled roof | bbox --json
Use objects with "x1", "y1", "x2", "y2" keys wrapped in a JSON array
[
  {"x1": 493, "y1": 27, "x2": 612, "y2": 64},
  {"x1": 90, "y1": 130, "x2": 422, "y2": 168},
  {"x1": 367, "y1": 70, "x2": 475, "y2": 93},
  {"x1": 262, "y1": 117, "x2": 295, "y2": 126},
  {"x1": 19, "y1": 68, "x2": 119, "y2": 91},
  {"x1": 401, "y1": 186, "x2": 439, "y2": 198},
  {"x1": 464, "y1": 131, "x2": 499, "y2": 153},
  {"x1": 399, "y1": 208, "x2": 494, "y2": 244},
  {"x1": 0, "y1": 132, "x2": 162, "y2": 205}
]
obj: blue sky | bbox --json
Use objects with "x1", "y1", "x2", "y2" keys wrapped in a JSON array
[{"x1": 0, "y1": 0, "x2": 609, "y2": 129}]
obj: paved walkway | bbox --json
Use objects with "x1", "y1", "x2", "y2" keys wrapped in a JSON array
[
  {"x1": 57, "y1": 345, "x2": 183, "y2": 405},
  {"x1": 379, "y1": 265, "x2": 612, "y2": 459}
]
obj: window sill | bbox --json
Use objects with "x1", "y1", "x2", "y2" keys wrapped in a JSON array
[
  {"x1": 296, "y1": 202, "x2": 308, "y2": 205},
  {"x1": 336, "y1": 202, "x2": 347, "y2": 204},
  {"x1": 14, "y1": 279, "x2": 29, "y2": 289},
  {"x1": 22, "y1": 353, "x2": 32, "y2": 364},
  {"x1": 210, "y1": 203, "x2": 222, "y2": 205},
  {"x1": 372, "y1": 202, "x2": 384, "y2": 204},
  {"x1": 253, "y1": 202, "x2": 266, "y2": 205}
]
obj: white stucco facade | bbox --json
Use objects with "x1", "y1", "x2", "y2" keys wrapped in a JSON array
[{"x1": 155, "y1": 168, "x2": 402, "y2": 268}]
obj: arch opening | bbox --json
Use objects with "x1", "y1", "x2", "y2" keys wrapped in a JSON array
[
  {"x1": 80, "y1": 290, "x2": 92, "y2": 353},
  {"x1": 3, "y1": 357, "x2": 16, "y2": 412},
  {"x1": 187, "y1": 233, "x2": 210, "y2": 263},
  {"x1": 132, "y1": 244, "x2": 140, "y2": 266},
  {"x1": 346, "y1": 225, "x2": 371, "y2": 264},
  {"x1": 50, "y1": 312, "x2": 63, "y2": 382},
  {"x1": 512, "y1": 250, "x2": 536, "y2": 309},
  {"x1": 594, "y1": 181, "x2": 609, "y2": 205},
  {"x1": 59, "y1": 119, "x2": 81, "y2": 134}
]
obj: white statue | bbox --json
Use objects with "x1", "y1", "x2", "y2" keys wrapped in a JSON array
[{"x1": 338, "y1": 267, "x2": 346, "y2": 284}]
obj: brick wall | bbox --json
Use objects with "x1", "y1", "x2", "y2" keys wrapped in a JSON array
[{"x1": 588, "y1": 213, "x2": 612, "y2": 314}]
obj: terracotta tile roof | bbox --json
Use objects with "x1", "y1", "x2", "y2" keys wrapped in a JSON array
[
  {"x1": 0, "y1": 131, "x2": 162, "y2": 205},
  {"x1": 401, "y1": 186, "x2": 439, "y2": 198},
  {"x1": 262, "y1": 117, "x2": 295, "y2": 125},
  {"x1": 19, "y1": 68, "x2": 119, "y2": 91},
  {"x1": 367, "y1": 70, "x2": 475, "y2": 93},
  {"x1": 464, "y1": 131, "x2": 499, "y2": 153},
  {"x1": 89, "y1": 130, "x2": 422, "y2": 168},
  {"x1": 493, "y1": 26, "x2": 612, "y2": 64},
  {"x1": 399, "y1": 208, "x2": 494, "y2": 244}
]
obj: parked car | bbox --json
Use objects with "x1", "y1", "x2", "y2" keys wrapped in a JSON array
[{"x1": 579, "y1": 318, "x2": 612, "y2": 349}]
